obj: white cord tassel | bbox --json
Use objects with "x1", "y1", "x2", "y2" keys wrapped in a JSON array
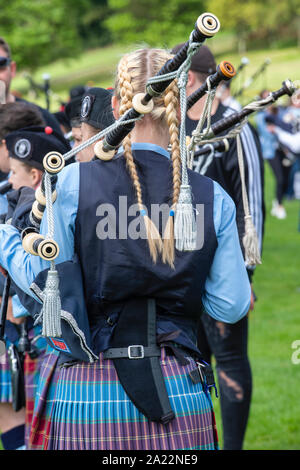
[
  {"x1": 243, "y1": 215, "x2": 261, "y2": 266},
  {"x1": 41, "y1": 173, "x2": 62, "y2": 337},
  {"x1": 174, "y1": 40, "x2": 201, "y2": 252},
  {"x1": 236, "y1": 134, "x2": 261, "y2": 266},
  {"x1": 174, "y1": 185, "x2": 197, "y2": 251},
  {"x1": 41, "y1": 269, "x2": 62, "y2": 337}
]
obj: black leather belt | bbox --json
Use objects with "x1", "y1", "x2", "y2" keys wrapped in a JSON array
[{"x1": 103, "y1": 345, "x2": 161, "y2": 359}]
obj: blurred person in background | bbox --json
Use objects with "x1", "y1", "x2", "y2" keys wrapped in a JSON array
[{"x1": 0, "y1": 37, "x2": 62, "y2": 135}]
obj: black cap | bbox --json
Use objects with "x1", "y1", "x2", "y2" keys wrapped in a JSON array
[
  {"x1": 80, "y1": 87, "x2": 114, "y2": 130},
  {"x1": 65, "y1": 96, "x2": 83, "y2": 126},
  {"x1": 171, "y1": 43, "x2": 216, "y2": 75},
  {"x1": 69, "y1": 85, "x2": 87, "y2": 100},
  {"x1": 6, "y1": 126, "x2": 71, "y2": 171}
]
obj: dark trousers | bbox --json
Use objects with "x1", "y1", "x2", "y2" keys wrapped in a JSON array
[
  {"x1": 197, "y1": 313, "x2": 252, "y2": 450},
  {"x1": 268, "y1": 150, "x2": 290, "y2": 204}
]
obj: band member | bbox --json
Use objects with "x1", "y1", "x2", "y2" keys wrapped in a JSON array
[
  {"x1": 78, "y1": 87, "x2": 115, "y2": 162},
  {"x1": 171, "y1": 43, "x2": 265, "y2": 450},
  {"x1": 0, "y1": 125, "x2": 71, "y2": 449},
  {"x1": 0, "y1": 47, "x2": 251, "y2": 450}
]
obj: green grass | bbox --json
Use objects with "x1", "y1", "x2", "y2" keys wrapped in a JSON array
[
  {"x1": 11, "y1": 37, "x2": 300, "y2": 112},
  {"x1": 212, "y1": 163, "x2": 300, "y2": 450}
]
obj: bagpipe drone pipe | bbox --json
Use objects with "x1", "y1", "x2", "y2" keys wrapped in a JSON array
[
  {"x1": 188, "y1": 79, "x2": 299, "y2": 165},
  {"x1": 17, "y1": 11, "x2": 222, "y2": 363},
  {"x1": 233, "y1": 57, "x2": 271, "y2": 99}
]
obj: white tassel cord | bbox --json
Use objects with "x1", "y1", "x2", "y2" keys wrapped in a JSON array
[
  {"x1": 41, "y1": 172, "x2": 62, "y2": 338},
  {"x1": 236, "y1": 134, "x2": 262, "y2": 266},
  {"x1": 173, "y1": 40, "x2": 203, "y2": 251}
]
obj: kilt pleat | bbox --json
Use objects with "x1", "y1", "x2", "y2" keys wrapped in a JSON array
[
  {"x1": 43, "y1": 348, "x2": 218, "y2": 450},
  {"x1": 29, "y1": 347, "x2": 60, "y2": 450},
  {"x1": 24, "y1": 350, "x2": 47, "y2": 448}
]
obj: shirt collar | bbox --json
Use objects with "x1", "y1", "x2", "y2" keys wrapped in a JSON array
[{"x1": 117, "y1": 142, "x2": 170, "y2": 160}]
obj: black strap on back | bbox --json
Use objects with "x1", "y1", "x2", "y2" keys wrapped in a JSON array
[{"x1": 105, "y1": 297, "x2": 175, "y2": 425}]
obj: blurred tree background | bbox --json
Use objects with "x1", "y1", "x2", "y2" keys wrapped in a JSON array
[{"x1": 0, "y1": 0, "x2": 299, "y2": 71}]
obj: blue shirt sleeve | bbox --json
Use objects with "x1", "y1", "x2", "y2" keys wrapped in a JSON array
[
  {"x1": 0, "y1": 163, "x2": 80, "y2": 298},
  {"x1": 202, "y1": 181, "x2": 251, "y2": 323}
]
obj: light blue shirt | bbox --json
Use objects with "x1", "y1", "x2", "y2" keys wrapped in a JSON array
[
  {"x1": 0, "y1": 143, "x2": 250, "y2": 324},
  {"x1": 255, "y1": 111, "x2": 278, "y2": 160}
]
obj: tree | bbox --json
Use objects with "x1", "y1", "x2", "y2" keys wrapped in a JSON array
[
  {"x1": 105, "y1": 0, "x2": 207, "y2": 47},
  {"x1": 0, "y1": 0, "x2": 90, "y2": 70},
  {"x1": 209, "y1": 0, "x2": 300, "y2": 51}
]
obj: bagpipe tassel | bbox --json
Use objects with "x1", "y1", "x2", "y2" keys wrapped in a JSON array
[
  {"x1": 41, "y1": 269, "x2": 62, "y2": 338},
  {"x1": 174, "y1": 184, "x2": 197, "y2": 251},
  {"x1": 243, "y1": 215, "x2": 262, "y2": 266},
  {"x1": 236, "y1": 133, "x2": 262, "y2": 267}
]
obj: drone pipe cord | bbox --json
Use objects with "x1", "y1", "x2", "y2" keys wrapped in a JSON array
[
  {"x1": 186, "y1": 60, "x2": 236, "y2": 111},
  {"x1": 208, "y1": 79, "x2": 298, "y2": 138},
  {"x1": 98, "y1": 12, "x2": 220, "y2": 156}
]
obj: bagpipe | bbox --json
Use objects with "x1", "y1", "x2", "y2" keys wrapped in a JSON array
[
  {"x1": 233, "y1": 57, "x2": 271, "y2": 99},
  {"x1": 12, "y1": 12, "x2": 222, "y2": 363},
  {"x1": 23, "y1": 72, "x2": 65, "y2": 111},
  {"x1": 216, "y1": 56, "x2": 249, "y2": 100},
  {"x1": 3, "y1": 10, "x2": 299, "y2": 366}
]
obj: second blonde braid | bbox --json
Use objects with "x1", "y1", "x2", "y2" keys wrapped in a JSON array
[{"x1": 118, "y1": 52, "x2": 163, "y2": 263}]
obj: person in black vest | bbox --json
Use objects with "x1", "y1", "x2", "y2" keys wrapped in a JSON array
[
  {"x1": 0, "y1": 47, "x2": 251, "y2": 450},
  {"x1": 171, "y1": 43, "x2": 265, "y2": 450}
]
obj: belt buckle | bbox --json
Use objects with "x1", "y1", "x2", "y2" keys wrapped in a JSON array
[{"x1": 128, "y1": 345, "x2": 144, "y2": 359}]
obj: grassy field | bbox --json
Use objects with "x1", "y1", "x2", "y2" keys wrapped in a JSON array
[{"x1": 11, "y1": 33, "x2": 300, "y2": 112}]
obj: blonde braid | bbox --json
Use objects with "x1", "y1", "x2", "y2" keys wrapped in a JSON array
[
  {"x1": 118, "y1": 53, "x2": 163, "y2": 263},
  {"x1": 162, "y1": 80, "x2": 181, "y2": 268}
]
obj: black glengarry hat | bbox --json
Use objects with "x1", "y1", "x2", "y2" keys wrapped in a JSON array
[
  {"x1": 65, "y1": 96, "x2": 83, "y2": 126},
  {"x1": 80, "y1": 87, "x2": 114, "y2": 130},
  {"x1": 6, "y1": 126, "x2": 71, "y2": 171}
]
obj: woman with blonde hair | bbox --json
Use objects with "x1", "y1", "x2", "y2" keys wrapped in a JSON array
[{"x1": 0, "y1": 47, "x2": 250, "y2": 450}]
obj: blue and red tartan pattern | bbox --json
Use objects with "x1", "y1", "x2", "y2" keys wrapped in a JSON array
[{"x1": 29, "y1": 347, "x2": 219, "y2": 451}]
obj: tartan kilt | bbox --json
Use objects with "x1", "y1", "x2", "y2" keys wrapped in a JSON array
[
  {"x1": 30, "y1": 347, "x2": 219, "y2": 451},
  {"x1": 24, "y1": 349, "x2": 47, "y2": 448},
  {"x1": 28, "y1": 347, "x2": 60, "y2": 450}
]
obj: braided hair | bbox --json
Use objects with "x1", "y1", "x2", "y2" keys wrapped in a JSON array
[{"x1": 114, "y1": 48, "x2": 181, "y2": 267}]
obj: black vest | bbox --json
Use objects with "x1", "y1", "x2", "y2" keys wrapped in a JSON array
[{"x1": 74, "y1": 149, "x2": 217, "y2": 352}]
